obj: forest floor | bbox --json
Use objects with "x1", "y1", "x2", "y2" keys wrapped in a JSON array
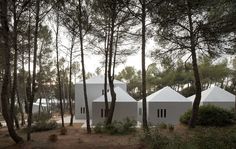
[{"x1": 0, "y1": 123, "x2": 145, "y2": 149}]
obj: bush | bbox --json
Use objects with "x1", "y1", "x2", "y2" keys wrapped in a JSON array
[
  {"x1": 0, "y1": 122, "x2": 2, "y2": 128},
  {"x1": 180, "y1": 105, "x2": 234, "y2": 126},
  {"x1": 31, "y1": 120, "x2": 58, "y2": 132},
  {"x1": 159, "y1": 122, "x2": 167, "y2": 129},
  {"x1": 48, "y1": 134, "x2": 58, "y2": 142},
  {"x1": 32, "y1": 112, "x2": 51, "y2": 122},
  {"x1": 93, "y1": 118, "x2": 136, "y2": 135}
]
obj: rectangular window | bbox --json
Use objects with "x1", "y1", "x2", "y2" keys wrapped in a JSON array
[
  {"x1": 139, "y1": 108, "x2": 142, "y2": 116},
  {"x1": 164, "y1": 109, "x2": 166, "y2": 118},
  {"x1": 157, "y1": 109, "x2": 159, "y2": 118},
  {"x1": 80, "y1": 107, "x2": 82, "y2": 114},
  {"x1": 101, "y1": 109, "x2": 103, "y2": 117},
  {"x1": 161, "y1": 109, "x2": 163, "y2": 118},
  {"x1": 83, "y1": 107, "x2": 85, "y2": 113}
]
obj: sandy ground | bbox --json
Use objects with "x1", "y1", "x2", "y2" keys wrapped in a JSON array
[{"x1": 0, "y1": 123, "x2": 145, "y2": 149}]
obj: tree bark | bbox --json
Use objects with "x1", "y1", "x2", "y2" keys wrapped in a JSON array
[
  {"x1": 69, "y1": 35, "x2": 75, "y2": 126},
  {"x1": 78, "y1": 0, "x2": 91, "y2": 133},
  {"x1": 56, "y1": 10, "x2": 65, "y2": 128},
  {"x1": 27, "y1": 0, "x2": 40, "y2": 140},
  {"x1": 187, "y1": 0, "x2": 202, "y2": 128},
  {"x1": 106, "y1": 1, "x2": 117, "y2": 125},
  {"x1": 141, "y1": 0, "x2": 149, "y2": 131},
  {"x1": 0, "y1": 0, "x2": 24, "y2": 143}
]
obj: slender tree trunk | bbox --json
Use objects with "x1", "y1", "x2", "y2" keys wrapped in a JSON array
[
  {"x1": 0, "y1": 0, "x2": 23, "y2": 143},
  {"x1": 27, "y1": 0, "x2": 40, "y2": 140},
  {"x1": 78, "y1": 0, "x2": 91, "y2": 133},
  {"x1": 104, "y1": 25, "x2": 110, "y2": 119},
  {"x1": 69, "y1": 36, "x2": 75, "y2": 126},
  {"x1": 141, "y1": 0, "x2": 149, "y2": 131},
  {"x1": 55, "y1": 10, "x2": 65, "y2": 127},
  {"x1": 38, "y1": 40, "x2": 44, "y2": 116},
  {"x1": 106, "y1": 2, "x2": 117, "y2": 125},
  {"x1": 187, "y1": 0, "x2": 202, "y2": 128},
  {"x1": 11, "y1": 0, "x2": 20, "y2": 130},
  {"x1": 21, "y1": 48, "x2": 27, "y2": 122}
]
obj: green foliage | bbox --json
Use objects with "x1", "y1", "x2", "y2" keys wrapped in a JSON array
[
  {"x1": 93, "y1": 118, "x2": 136, "y2": 135},
  {"x1": 159, "y1": 122, "x2": 167, "y2": 129},
  {"x1": 32, "y1": 112, "x2": 52, "y2": 122},
  {"x1": 180, "y1": 105, "x2": 234, "y2": 126},
  {"x1": 31, "y1": 120, "x2": 58, "y2": 132}
]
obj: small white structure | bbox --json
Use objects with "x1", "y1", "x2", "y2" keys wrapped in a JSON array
[
  {"x1": 92, "y1": 87, "x2": 137, "y2": 125},
  {"x1": 139, "y1": 86, "x2": 192, "y2": 125},
  {"x1": 75, "y1": 76, "x2": 127, "y2": 119},
  {"x1": 32, "y1": 103, "x2": 47, "y2": 113},
  {"x1": 188, "y1": 86, "x2": 235, "y2": 110}
]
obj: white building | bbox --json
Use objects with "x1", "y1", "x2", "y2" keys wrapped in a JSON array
[
  {"x1": 75, "y1": 76, "x2": 127, "y2": 119},
  {"x1": 32, "y1": 103, "x2": 47, "y2": 113},
  {"x1": 188, "y1": 86, "x2": 235, "y2": 110},
  {"x1": 138, "y1": 86, "x2": 192, "y2": 125},
  {"x1": 92, "y1": 87, "x2": 137, "y2": 125}
]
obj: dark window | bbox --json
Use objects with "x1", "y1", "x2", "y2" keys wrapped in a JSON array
[
  {"x1": 139, "y1": 108, "x2": 142, "y2": 116},
  {"x1": 101, "y1": 109, "x2": 103, "y2": 117},
  {"x1": 161, "y1": 109, "x2": 163, "y2": 118},
  {"x1": 164, "y1": 109, "x2": 166, "y2": 118},
  {"x1": 80, "y1": 107, "x2": 82, "y2": 114},
  {"x1": 157, "y1": 109, "x2": 159, "y2": 118},
  {"x1": 102, "y1": 89, "x2": 105, "y2": 95},
  {"x1": 83, "y1": 107, "x2": 85, "y2": 113}
]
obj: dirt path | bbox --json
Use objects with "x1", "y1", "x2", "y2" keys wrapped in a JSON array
[{"x1": 0, "y1": 124, "x2": 145, "y2": 149}]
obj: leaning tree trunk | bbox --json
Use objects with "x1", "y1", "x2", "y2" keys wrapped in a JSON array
[
  {"x1": 78, "y1": 0, "x2": 91, "y2": 133},
  {"x1": 55, "y1": 10, "x2": 65, "y2": 128},
  {"x1": 0, "y1": 0, "x2": 24, "y2": 143},
  {"x1": 187, "y1": 0, "x2": 202, "y2": 128},
  {"x1": 27, "y1": 0, "x2": 40, "y2": 141},
  {"x1": 141, "y1": 0, "x2": 149, "y2": 131}
]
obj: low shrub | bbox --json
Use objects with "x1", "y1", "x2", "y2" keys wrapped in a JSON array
[
  {"x1": 32, "y1": 112, "x2": 51, "y2": 122},
  {"x1": 60, "y1": 127, "x2": 67, "y2": 135},
  {"x1": 159, "y1": 122, "x2": 167, "y2": 129},
  {"x1": 0, "y1": 122, "x2": 2, "y2": 128},
  {"x1": 31, "y1": 120, "x2": 57, "y2": 132},
  {"x1": 180, "y1": 105, "x2": 234, "y2": 126},
  {"x1": 93, "y1": 118, "x2": 136, "y2": 135},
  {"x1": 48, "y1": 134, "x2": 58, "y2": 142}
]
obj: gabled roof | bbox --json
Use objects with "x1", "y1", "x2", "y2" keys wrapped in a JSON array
[
  {"x1": 93, "y1": 87, "x2": 136, "y2": 102},
  {"x1": 146, "y1": 86, "x2": 190, "y2": 102},
  {"x1": 188, "y1": 86, "x2": 235, "y2": 102},
  {"x1": 76, "y1": 75, "x2": 125, "y2": 84}
]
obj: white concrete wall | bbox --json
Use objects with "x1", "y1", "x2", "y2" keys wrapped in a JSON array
[
  {"x1": 75, "y1": 83, "x2": 127, "y2": 119},
  {"x1": 92, "y1": 102, "x2": 137, "y2": 125},
  {"x1": 202, "y1": 101, "x2": 234, "y2": 110},
  {"x1": 148, "y1": 102, "x2": 192, "y2": 125}
]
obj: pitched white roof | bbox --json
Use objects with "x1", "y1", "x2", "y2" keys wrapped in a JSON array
[
  {"x1": 93, "y1": 87, "x2": 136, "y2": 102},
  {"x1": 188, "y1": 86, "x2": 235, "y2": 102},
  {"x1": 76, "y1": 75, "x2": 125, "y2": 84},
  {"x1": 147, "y1": 86, "x2": 190, "y2": 102}
]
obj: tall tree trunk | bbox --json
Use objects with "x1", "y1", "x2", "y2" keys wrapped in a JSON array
[
  {"x1": 21, "y1": 48, "x2": 27, "y2": 123},
  {"x1": 11, "y1": 0, "x2": 20, "y2": 130},
  {"x1": 0, "y1": 0, "x2": 23, "y2": 143},
  {"x1": 55, "y1": 10, "x2": 65, "y2": 128},
  {"x1": 187, "y1": 0, "x2": 202, "y2": 128},
  {"x1": 106, "y1": 1, "x2": 117, "y2": 125},
  {"x1": 78, "y1": 0, "x2": 91, "y2": 133},
  {"x1": 69, "y1": 36, "x2": 75, "y2": 126},
  {"x1": 38, "y1": 40, "x2": 44, "y2": 117},
  {"x1": 27, "y1": 0, "x2": 40, "y2": 140},
  {"x1": 104, "y1": 24, "x2": 110, "y2": 119},
  {"x1": 141, "y1": 0, "x2": 149, "y2": 131}
]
